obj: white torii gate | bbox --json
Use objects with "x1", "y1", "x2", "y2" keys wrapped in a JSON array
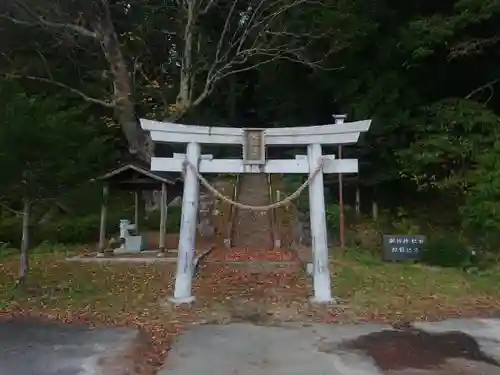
[{"x1": 140, "y1": 115, "x2": 371, "y2": 304}]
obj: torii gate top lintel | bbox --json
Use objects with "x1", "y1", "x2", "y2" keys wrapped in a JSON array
[{"x1": 139, "y1": 118, "x2": 371, "y2": 146}]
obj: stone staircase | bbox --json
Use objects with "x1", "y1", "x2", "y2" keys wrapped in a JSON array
[
  {"x1": 232, "y1": 174, "x2": 273, "y2": 250},
  {"x1": 198, "y1": 188, "x2": 216, "y2": 238},
  {"x1": 203, "y1": 174, "x2": 299, "y2": 267}
]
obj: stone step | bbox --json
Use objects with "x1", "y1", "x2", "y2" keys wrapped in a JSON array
[{"x1": 201, "y1": 260, "x2": 302, "y2": 273}]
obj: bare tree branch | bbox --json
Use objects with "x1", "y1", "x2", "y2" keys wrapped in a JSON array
[
  {"x1": 4, "y1": 73, "x2": 116, "y2": 107},
  {"x1": 199, "y1": 0, "x2": 219, "y2": 14},
  {"x1": 213, "y1": 0, "x2": 239, "y2": 65},
  {"x1": 1, "y1": 0, "x2": 98, "y2": 39},
  {"x1": 4, "y1": 0, "x2": 338, "y2": 139},
  {"x1": 35, "y1": 49, "x2": 53, "y2": 79},
  {"x1": 0, "y1": 0, "x2": 152, "y2": 163},
  {"x1": 449, "y1": 34, "x2": 500, "y2": 59},
  {"x1": 0, "y1": 202, "x2": 22, "y2": 216},
  {"x1": 466, "y1": 77, "x2": 500, "y2": 104},
  {"x1": 172, "y1": 0, "x2": 338, "y2": 118}
]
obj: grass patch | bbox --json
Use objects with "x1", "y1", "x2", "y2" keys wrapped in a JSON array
[
  {"x1": 1, "y1": 251, "x2": 500, "y2": 322},
  {"x1": 334, "y1": 252, "x2": 500, "y2": 321},
  {"x1": 0, "y1": 253, "x2": 169, "y2": 317}
]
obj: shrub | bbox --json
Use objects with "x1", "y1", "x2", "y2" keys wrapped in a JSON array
[
  {"x1": 346, "y1": 221, "x2": 383, "y2": 254},
  {"x1": 141, "y1": 206, "x2": 182, "y2": 231},
  {"x1": 392, "y1": 208, "x2": 421, "y2": 235},
  {"x1": 42, "y1": 215, "x2": 98, "y2": 243},
  {"x1": 0, "y1": 206, "x2": 183, "y2": 248},
  {"x1": 326, "y1": 203, "x2": 341, "y2": 233},
  {"x1": 0, "y1": 215, "x2": 106, "y2": 247},
  {"x1": 420, "y1": 234, "x2": 472, "y2": 268},
  {"x1": 0, "y1": 216, "x2": 22, "y2": 246}
]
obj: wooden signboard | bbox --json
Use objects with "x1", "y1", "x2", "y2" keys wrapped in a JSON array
[{"x1": 383, "y1": 235, "x2": 426, "y2": 261}]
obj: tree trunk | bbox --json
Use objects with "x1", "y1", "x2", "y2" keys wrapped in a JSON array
[
  {"x1": 355, "y1": 185, "x2": 361, "y2": 217},
  {"x1": 17, "y1": 195, "x2": 30, "y2": 287},
  {"x1": 372, "y1": 200, "x2": 379, "y2": 221},
  {"x1": 94, "y1": 5, "x2": 153, "y2": 162},
  {"x1": 175, "y1": 1, "x2": 196, "y2": 118}
]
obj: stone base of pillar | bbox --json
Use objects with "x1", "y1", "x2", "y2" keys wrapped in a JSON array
[
  {"x1": 305, "y1": 262, "x2": 313, "y2": 276},
  {"x1": 309, "y1": 296, "x2": 339, "y2": 305},
  {"x1": 168, "y1": 296, "x2": 196, "y2": 305}
]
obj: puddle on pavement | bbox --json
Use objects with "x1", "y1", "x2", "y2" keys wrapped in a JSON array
[{"x1": 341, "y1": 329, "x2": 500, "y2": 371}]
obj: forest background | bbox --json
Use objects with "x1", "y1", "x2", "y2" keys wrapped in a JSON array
[{"x1": 0, "y1": 0, "x2": 499, "y2": 268}]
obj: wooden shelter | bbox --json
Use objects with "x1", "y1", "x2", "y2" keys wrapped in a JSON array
[{"x1": 94, "y1": 163, "x2": 183, "y2": 255}]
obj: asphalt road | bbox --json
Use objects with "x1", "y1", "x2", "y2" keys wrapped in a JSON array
[
  {"x1": 3, "y1": 317, "x2": 500, "y2": 375},
  {"x1": 0, "y1": 318, "x2": 139, "y2": 375},
  {"x1": 160, "y1": 319, "x2": 500, "y2": 375}
]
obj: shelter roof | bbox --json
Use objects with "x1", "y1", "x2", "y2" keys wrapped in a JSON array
[{"x1": 94, "y1": 163, "x2": 181, "y2": 190}]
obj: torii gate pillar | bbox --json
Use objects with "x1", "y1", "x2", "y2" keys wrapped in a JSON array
[
  {"x1": 171, "y1": 142, "x2": 200, "y2": 304},
  {"x1": 307, "y1": 143, "x2": 332, "y2": 303}
]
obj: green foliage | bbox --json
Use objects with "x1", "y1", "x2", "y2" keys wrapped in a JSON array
[
  {"x1": 0, "y1": 206, "x2": 182, "y2": 248},
  {"x1": 397, "y1": 99, "x2": 499, "y2": 191},
  {"x1": 460, "y1": 139, "x2": 500, "y2": 249},
  {"x1": 141, "y1": 206, "x2": 182, "y2": 232},
  {"x1": 326, "y1": 203, "x2": 341, "y2": 232},
  {"x1": 0, "y1": 215, "x2": 107, "y2": 247},
  {"x1": 391, "y1": 208, "x2": 421, "y2": 235},
  {"x1": 42, "y1": 216, "x2": 109, "y2": 244},
  {"x1": 421, "y1": 234, "x2": 472, "y2": 268},
  {"x1": 345, "y1": 221, "x2": 383, "y2": 254},
  {"x1": 0, "y1": 79, "x2": 117, "y2": 202},
  {"x1": 280, "y1": 175, "x2": 309, "y2": 210}
]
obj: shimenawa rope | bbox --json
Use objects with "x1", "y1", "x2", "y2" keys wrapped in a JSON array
[{"x1": 181, "y1": 157, "x2": 324, "y2": 211}]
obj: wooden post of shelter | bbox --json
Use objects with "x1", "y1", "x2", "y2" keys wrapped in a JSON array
[
  {"x1": 372, "y1": 186, "x2": 379, "y2": 221},
  {"x1": 134, "y1": 191, "x2": 140, "y2": 231},
  {"x1": 334, "y1": 115, "x2": 347, "y2": 253},
  {"x1": 338, "y1": 144, "x2": 345, "y2": 253},
  {"x1": 355, "y1": 183, "x2": 361, "y2": 217},
  {"x1": 98, "y1": 184, "x2": 109, "y2": 256}
]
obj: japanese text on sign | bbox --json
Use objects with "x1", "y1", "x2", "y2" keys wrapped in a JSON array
[
  {"x1": 388, "y1": 237, "x2": 424, "y2": 245},
  {"x1": 382, "y1": 235, "x2": 426, "y2": 261}
]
